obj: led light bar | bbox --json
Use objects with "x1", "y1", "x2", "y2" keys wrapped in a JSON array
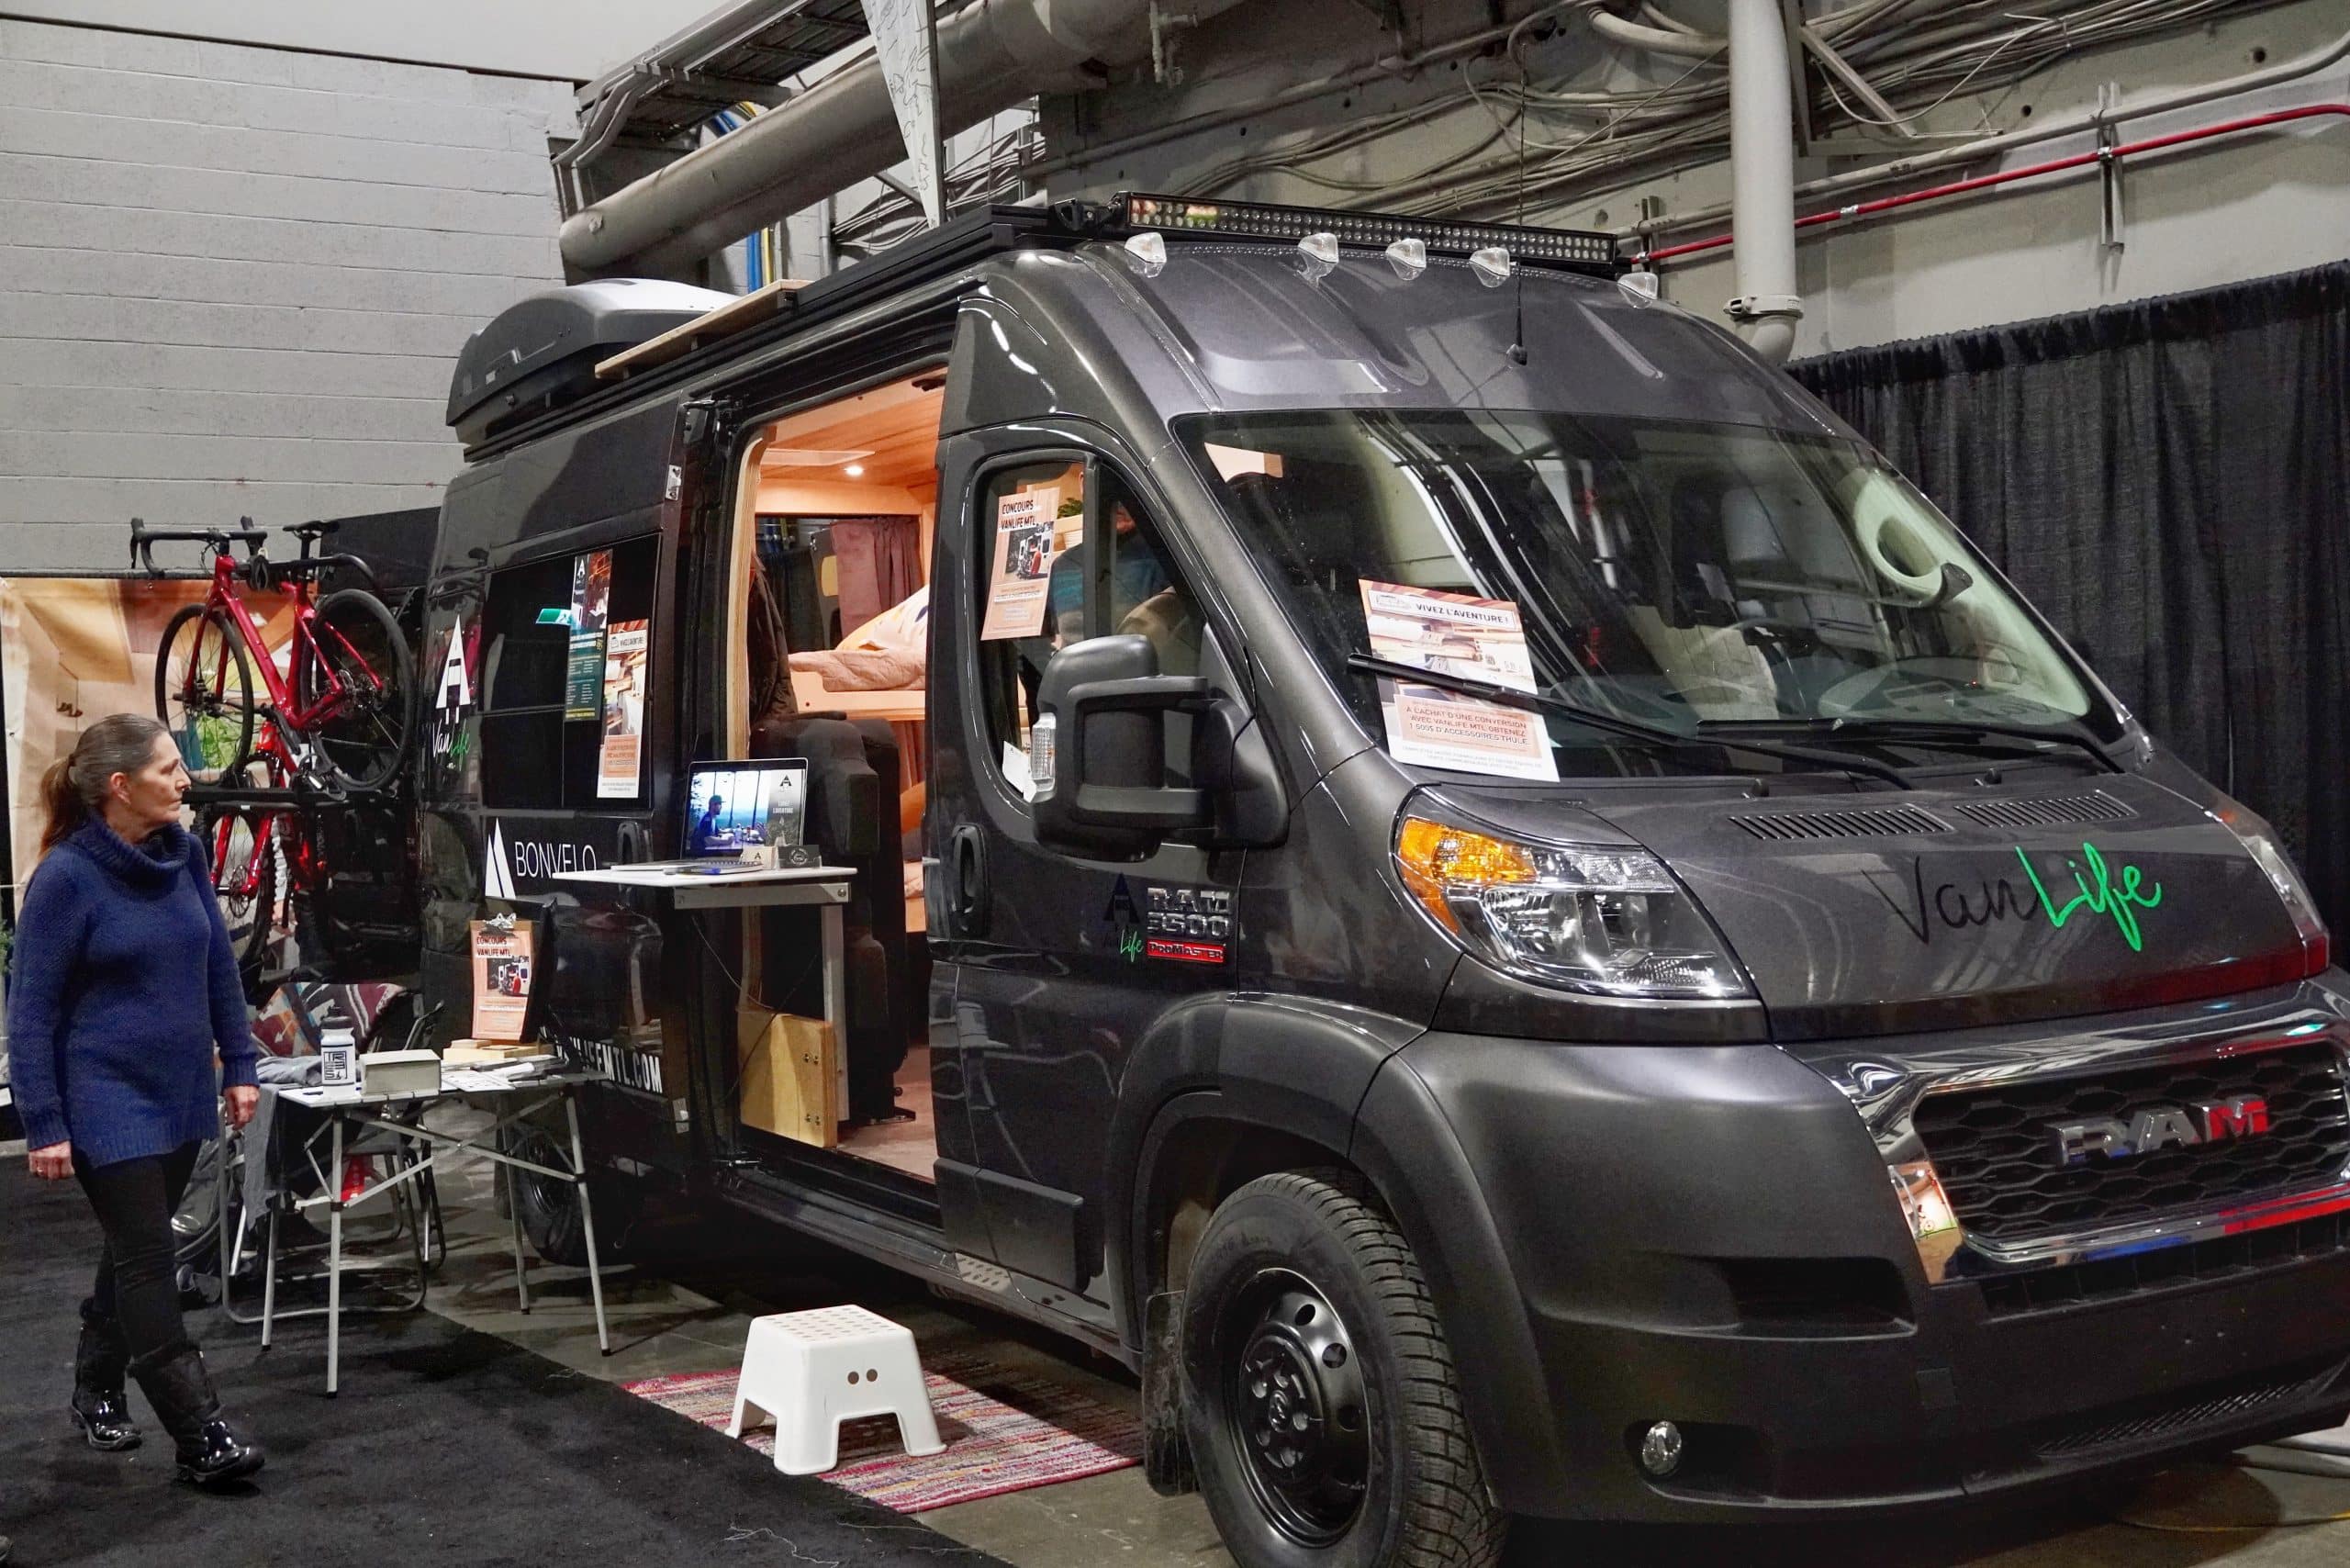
[{"x1": 1113, "y1": 192, "x2": 1618, "y2": 274}]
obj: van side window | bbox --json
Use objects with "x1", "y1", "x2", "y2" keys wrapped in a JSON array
[
  {"x1": 1072, "y1": 467, "x2": 1203, "y2": 785},
  {"x1": 480, "y1": 534, "x2": 659, "y2": 809},
  {"x1": 1091, "y1": 468, "x2": 1202, "y2": 680},
  {"x1": 971, "y1": 460, "x2": 1206, "y2": 802},
  {"x1": 972, "y1": 460, "x2": 1085, "y2": 793}
]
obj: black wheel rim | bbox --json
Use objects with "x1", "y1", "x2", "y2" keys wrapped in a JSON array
[
  {"x1": 510, "y1": 1126, "x2": 576, "y2": 1231},
  {"x1": 306, "y1": 597, "x2": 412, "y2": 791},
  {"x1": 1223, "y1": 1269, "x2": 1371, "y2": 1548}
]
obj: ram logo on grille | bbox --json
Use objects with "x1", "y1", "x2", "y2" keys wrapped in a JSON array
[{"x1": 2049, "y1": 1095, "x2": 2272, "y2": 1165}]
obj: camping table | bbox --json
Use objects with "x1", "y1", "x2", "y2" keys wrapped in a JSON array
[
  {"x1": 551, "y1": 863, "x2": 856, "y2": 1110},
  {"x1": 261, "y1": 1067, "x2": 610, "y2": 1394}
]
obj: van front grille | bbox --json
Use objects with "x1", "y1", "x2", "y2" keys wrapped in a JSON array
[
  {"x1": 1977, "y1": 1206, "x2": 2350, "y2": 1317},
  {"x1": 1913, "y1": 1044, "x2": 2350, "y2": 1245},
  {"x1": 2035, "y1": 1365, "x2": 2338, "y2": 1459}
]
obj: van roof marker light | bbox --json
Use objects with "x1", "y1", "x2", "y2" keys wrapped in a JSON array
[
  {"x1": 1296, "y1": 231, "x2": 1339, "y2": 281},
  {"x1": 1617, "y1": 269, "x2": 1661, "y2": 306},
  {"x1": 1469, "y1": 246, "x2": 1515, "y2": 288},
  {"x1": 1122, "y1": 230, "x2": 1168, "y2": 277},
  {"x1": 1384, "y1": 238, "x2": 1427, "y2": 279}
]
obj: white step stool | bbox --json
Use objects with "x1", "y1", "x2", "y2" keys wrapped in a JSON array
[{"x1": 727, "y1": 1305, "x2": 946, "y2": 1474}]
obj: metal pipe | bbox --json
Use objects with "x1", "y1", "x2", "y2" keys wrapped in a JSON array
[
  {"x1": 562, "y1": 0, "x2": 1240, "y2": 278},
  {"x1": 1639, "y1": 104, "x2": 2350, "y2": 264},
  {"x1": 1726, "y1": 0, "x2": 1802, "y2": 362},
  {"x1": 1619, "y1": 19, "x2": 2350, "y2": 242}
]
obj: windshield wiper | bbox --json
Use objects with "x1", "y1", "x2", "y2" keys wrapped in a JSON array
[
  {"x1": 1697, "y1": 715, "x2": 2123, "y2": 775},
  {"x1": 1345, "y1": 654, "x2": 1914, "y2": 789}
]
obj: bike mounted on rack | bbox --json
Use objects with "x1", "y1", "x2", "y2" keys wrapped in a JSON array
[{"x1": 135, "y1": 516, "x2": 423, "y2": 988}]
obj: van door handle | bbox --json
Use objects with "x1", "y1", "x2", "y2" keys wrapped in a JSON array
[{"x1": 950, "y1": 824, "x2": 989, "y2": 937}]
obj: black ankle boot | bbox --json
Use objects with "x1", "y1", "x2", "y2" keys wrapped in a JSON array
[
  {"x1": 72, "y1": 1298, "x2": 142, "y2": 1451},
  {"x1": 129, "y1": 1341, "x2": 263, "y2": 1487}
]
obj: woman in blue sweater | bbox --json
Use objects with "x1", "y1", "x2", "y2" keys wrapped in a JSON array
[{"x1": 6, "y1": 712, "x2": 264, "y2": 1487}]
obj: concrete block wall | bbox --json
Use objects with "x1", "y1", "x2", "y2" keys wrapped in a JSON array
[{"x1": 0, "y1": 18, "x2": 576, "y2": 571}]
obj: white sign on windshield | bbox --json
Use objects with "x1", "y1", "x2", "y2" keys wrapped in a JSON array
[{"x1": 1360, "y1": 581, "x2": 1559, "y2": 782}]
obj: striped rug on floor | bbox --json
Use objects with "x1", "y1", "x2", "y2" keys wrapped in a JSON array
[{"x1": 622, "y1": 1349, "x2": 1142, "y2": 1512}]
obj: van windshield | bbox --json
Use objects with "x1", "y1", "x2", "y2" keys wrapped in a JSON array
[{"x1": 1180, "y1": 410, "x2": 2104, "y2": 770}]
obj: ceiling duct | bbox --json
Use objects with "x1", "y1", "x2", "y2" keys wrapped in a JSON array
[{"x1": 561, "y1": 0, "x2": 1244, "y2": 280}]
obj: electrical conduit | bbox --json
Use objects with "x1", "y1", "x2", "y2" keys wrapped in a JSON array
[
  {"x1": 1618, "y1": 20, "x2": 2350, "y2": 246},
  {"x1": 1637, "y1": 104, "x2": 2350, "y2": 266}
]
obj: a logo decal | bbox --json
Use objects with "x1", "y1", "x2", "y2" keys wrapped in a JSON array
[
  {"x1": 2049, "y1": 1094, "x2": 2269, "y2": 1164},
  {"x1": 484, "y1": 820, "x2": 517, "y2": 901},
  {"x1": 433, "y1": 610, "x2": 475, "y2": 712},
  {"x1": 2014, "y1": 841, "x2": 2163, "y2": 952},
  {"x1": 1104, "y1": 877, "x2": 1235, "y2": 964}
]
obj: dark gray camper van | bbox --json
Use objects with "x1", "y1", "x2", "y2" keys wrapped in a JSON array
[{"x1": 423, "y1": 197, "x2": 2350, "y2": 1567}]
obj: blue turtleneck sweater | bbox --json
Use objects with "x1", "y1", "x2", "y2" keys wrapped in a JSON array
[{"x1": 5, "y1": 818, "x2": 259, "y2": 1166}]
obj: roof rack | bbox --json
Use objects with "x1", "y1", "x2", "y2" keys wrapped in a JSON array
[{"x1": 466, "y1": 196, "x2": 1625, "y2": 454}]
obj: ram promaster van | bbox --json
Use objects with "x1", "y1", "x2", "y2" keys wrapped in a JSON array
[{"x1": 421, "y1": 196, "x2": 2350, "y2": 1566}]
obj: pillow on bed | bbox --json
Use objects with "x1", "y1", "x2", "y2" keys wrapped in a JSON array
[{"x1": 789, "y1": 646, "x2": 925, "y2": 691}]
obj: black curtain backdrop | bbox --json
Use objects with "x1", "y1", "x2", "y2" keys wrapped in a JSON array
[{"x1": 1791, "y1": 262, "x2": 2350, "y2": 935}]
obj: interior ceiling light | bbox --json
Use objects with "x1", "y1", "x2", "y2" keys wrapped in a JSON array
[
  {"x1": 844, "y1": 463, "x2": 866, "y2": 477},
  {"x1": 762, "y1": 447, "x2": 874, "y2": 467}
]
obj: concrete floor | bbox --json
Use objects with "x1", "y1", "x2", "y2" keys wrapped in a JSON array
[{"x1": 244, "y1": 1121, "x2": 2350, "y2": 1568}]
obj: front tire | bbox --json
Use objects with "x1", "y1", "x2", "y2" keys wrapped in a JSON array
[
  {"x1": 1183, "y1": 1170, "x2": 1506, "y2": 1568},
  {"x1": 506, "y1": 1122, "x2": 637, "y2": 1268},
  {"x1": 154, "y1": 604, "x2": 257, "y2": 782}
]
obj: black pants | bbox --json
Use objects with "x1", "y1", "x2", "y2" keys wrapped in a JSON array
[{"x1": 73, "y1": 1143, "x2": 200, "y2": 1361}]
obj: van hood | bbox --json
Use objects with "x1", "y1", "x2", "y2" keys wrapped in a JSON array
[{"x1": 1439, "y1": 774, "x2": 2311, "y2": 1041}]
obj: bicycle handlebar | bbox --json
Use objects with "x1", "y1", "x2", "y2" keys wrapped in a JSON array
[{"x1": 129, "y1": 516, "x2": 268, "y2": 572}]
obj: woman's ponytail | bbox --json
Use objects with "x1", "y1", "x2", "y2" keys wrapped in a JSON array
[{"x1": 39, "y1": 756, "x2": 90, "y2": 855}]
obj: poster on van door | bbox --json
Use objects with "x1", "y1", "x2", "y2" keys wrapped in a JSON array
[
  {"x1": 597, "y1": 619, "x2": 649, "y2": 797},
  {"x1": 1359, "y1": 580, "x2": 1558, "y2": 782},
  {"x1": 979, "y1": 486, "x2": 1064, "y2": 641},
  {"x1": 565, "y1": 548, "x2": 612, "y2": 720}
]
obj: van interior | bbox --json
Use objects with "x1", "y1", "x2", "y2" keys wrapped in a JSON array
[
  {"x1": 716, "y1": 368, "x2": 956, "y2": 1184},
  {"x1": 707, "y1": 364, "x2": 1202, "y2": 1186}
]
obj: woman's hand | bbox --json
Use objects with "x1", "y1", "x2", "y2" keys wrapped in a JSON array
[
  {"x1": 224, "y1": 1085, "x2": 259, "y2": 1131},
  {"x1": 28, "y1": 1141, "x2": 73, "y2": 1181}
]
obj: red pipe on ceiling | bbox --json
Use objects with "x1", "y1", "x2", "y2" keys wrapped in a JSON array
[{"x1": 1636, "y1": 104, "x2": 2350, "y2": 266}]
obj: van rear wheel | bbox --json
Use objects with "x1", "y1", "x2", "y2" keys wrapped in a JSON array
[{"x1": 1183, "y1": 1170, "x2": 1505, "y2": 1568}]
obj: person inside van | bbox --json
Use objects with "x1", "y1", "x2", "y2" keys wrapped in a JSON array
[{"x1": 1047, "y1": 502, "x2": 1171, "y2": 644}]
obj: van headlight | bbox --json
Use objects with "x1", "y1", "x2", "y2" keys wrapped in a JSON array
[
  {"x1": 2215, "y1": 801, "x2": 2330, "y2": 972},
  {"x1": 1393, "y1": 814, "x2": 1751, "y2": 1000}
]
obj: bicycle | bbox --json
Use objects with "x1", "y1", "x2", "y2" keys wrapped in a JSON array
[{"x1": 141, "y1": 517, "x2": 418, "y2": 795}]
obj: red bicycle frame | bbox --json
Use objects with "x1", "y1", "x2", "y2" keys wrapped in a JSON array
[{"x1": 192, "y1": 549, "x2": 377, "y2": 735}]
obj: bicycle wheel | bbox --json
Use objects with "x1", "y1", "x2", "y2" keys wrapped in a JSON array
[
  {"x1": 197, "y1": 802, "x2": 279, "y2": 975},
  {"x1": 155, "y1": 604, "x2": 258, "y2": 781},
  {"x1": 297, "y1": 588, "x2": 417, "y2": 793}
]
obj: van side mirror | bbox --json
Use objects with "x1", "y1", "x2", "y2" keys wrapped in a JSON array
[{"x1": 1033, "y1": 634, "x2": 1213, "y2": 860}]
